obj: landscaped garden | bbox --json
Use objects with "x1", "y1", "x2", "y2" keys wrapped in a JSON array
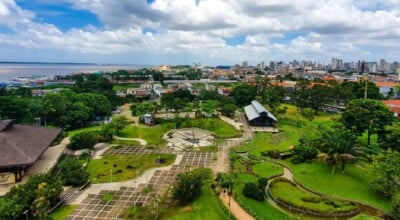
[
  {"x1": 119, "y1": 118, "x2": 241, "y2": 146},
  {"x1": 231, "y1": 103, "x2": 395, "y2": 219},
  {"x1": 87, "y1": 154, "x2": 175, "y2": 183},
  {"x1": 268, "y1": 178, "x2": 358, "y2": 214}
]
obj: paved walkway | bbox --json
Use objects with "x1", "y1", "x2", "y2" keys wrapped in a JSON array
[
  {"x1": 70, "y1": 153, "x2": 183, "y2": 205},
  {"x1": 113, "y1": 136, "x2": 147, "y2": 145},
  {"x1": 219, "y1": 193, "x2": 255, "y2": 220}
]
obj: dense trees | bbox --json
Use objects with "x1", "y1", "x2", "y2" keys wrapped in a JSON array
[
  {"x1": 0, "y1": 174, "x2": 62, "y2": 219},
  {"x1": 231, "y1": 84, "x2": 257, "y2": 107},
  {"x1": 341, "y1": 99, "x2": 394, "y2": 145},
  {"x1": 57, "y1": 157, "x2": 89, "y2": 186},
  {"x1": 368, "y1": 149, "x2": 400, "y2": 198},
  {"x1": 41, "y1": 90, "x2": 111, "y2": 129}
]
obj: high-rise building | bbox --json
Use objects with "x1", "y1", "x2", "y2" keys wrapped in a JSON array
[{"x1": 242, "y1": 61, "x2": 248, "y2": 68}]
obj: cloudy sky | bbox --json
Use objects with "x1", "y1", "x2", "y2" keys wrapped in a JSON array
[{"x1": 0, "y1": 0, "x2": 400, "y2": 65}]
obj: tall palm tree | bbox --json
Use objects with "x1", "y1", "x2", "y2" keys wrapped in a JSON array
[{"x1": 317, "y1": 125, "x2": 357, "y2": 173}]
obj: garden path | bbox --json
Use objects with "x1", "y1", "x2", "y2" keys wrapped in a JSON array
[{"x1": 219, "y1": 193, "x2": 255, "y2": 220}]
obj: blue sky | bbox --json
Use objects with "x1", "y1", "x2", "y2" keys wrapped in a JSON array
[{"x1": 0, "y1": 0, "x2": 400, "y2": 65}]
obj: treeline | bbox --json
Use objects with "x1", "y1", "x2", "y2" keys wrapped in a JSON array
[{"x1": 0, "y1": 74, "x2": 119, "y2": 129}]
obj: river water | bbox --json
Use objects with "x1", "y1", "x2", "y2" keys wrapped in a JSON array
[{"x1": 0, "y1": 62, "x2": 143, "y2": 83}]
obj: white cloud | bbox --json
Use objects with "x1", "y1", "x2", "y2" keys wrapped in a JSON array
[{"x1": 0, "y1": 0, "x2": 400, "y2": 64}]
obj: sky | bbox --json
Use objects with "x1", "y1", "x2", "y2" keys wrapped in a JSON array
[{"x1": 0, "y1": 0, "x2": 400, "y2": 65}]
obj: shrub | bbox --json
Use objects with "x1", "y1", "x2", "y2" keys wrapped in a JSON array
[
  {"x1": 291, "y1": 145, "x2": 318, "y2": 164},
  {"x1": 258, "y1": 177, "x2": 269, "y2": 190},
  {"x1": 57, "y1": 157, "x2": 89, "y2": 186},
  {"x1": 243, "y1": 182, "x2": 264, "y2": 201},
  {"x1": 67, "y1": 131, "x2": 100, "y2": 150}
]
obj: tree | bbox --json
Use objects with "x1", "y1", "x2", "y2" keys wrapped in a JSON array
[
  {"x1": 109, "y1": 115, "x2": 130, "y2": 136},
  {"x1": 135, "y1": 101, "x2": 155, "y2": 117},
  {"x1": 299, "y1": 108, "x2": 314, "y2": 121},
  {"x1": 67, "y1": 131, "x2": 100, "y2": 150},
  {"x1": 31, "y1": 183, "x2": 50, "y2": 219},
  {"x1": 201, "y1": 100, "x2": 218, "y2": 116},
  {"x1": 316, "y1": 125, "x2": 357, "y2": 173},
  {"x1": 341, "y1": 99, "x2": 394, "y2": 146},
  {"x1": 57, "y1": 158, "x2": 89, "y2": 186},
  {"x1": 231, "y1": 84, "x2": 257, "y2": 107},
  {"x1": 221, "y1": 103, "x2": 237, "y2": 117},
  {"x1": 173, "y1": 171, "x2": 202, "y2": 204},
  {"x1": 378, "y1": 123, "x2": 400, "y2": 152},
  {"x1": 368, "y1": 149, "x2": 400, "y2": 198},
  {"x1": 243, "y1": 182, "x2": 264, "y2": 201}
]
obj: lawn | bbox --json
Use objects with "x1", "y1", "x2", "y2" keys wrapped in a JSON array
[
  {"x1": 177, "y1": 118, "x2": 242, "y2": 138},
  {"x1": 281, "y1": 160, "x2": 391, "y2": 212},
  {"x1": 67, "y1": 125, "x2": 102, "y2": 137},
  {"x1": 269, "y1": 179, "x2": 357, "y2": 214},
  {"x1": 111, "y1": 139, "x2": 141, "y2": 146},
  {"x1": 119, "y1": 118, "x2": 241, "y2": 146},
  {"x1": 113, "y1": 83, "x2": 140, "y2": 91},
  {"x1": 234, "y1": 182, "x2": 291, "y2": 220},
  {"x1": 119, "y1": 124, "x2": 173, "y2": 146},
  {"x1": 87, "y1": 154, "x2": 175, "y2": 183},
  {"x1": 160, "y1": 185, "x2": 228, "y2": 220},
  {"x1": 252, "y1": 162, "x2": 283, "y2": 178},
  {"x1": 49, "y1": 205, "x2": 76, "y2": 220}
]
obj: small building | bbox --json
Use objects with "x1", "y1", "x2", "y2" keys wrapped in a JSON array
[
  {"x1": 244, "y1": 100, "x2": 278, "y2": 126},
  {"x1": 144, "y1": 114, "x2": 154, "y2": 125},
  {"x1": 217, "y1": 86, "x2": 233, "y2": 96},
  {"x1": 0, "y1": 120, "x2": 61, "y2": 185}
]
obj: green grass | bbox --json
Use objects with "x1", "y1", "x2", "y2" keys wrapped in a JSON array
[
  {"x1": 101, "y1": 193, "x2": 115, "y2": 202},
  {"x1": 236, "y1": 174, "x2": 258, "y2": 183},
  {"x1": 160, "y1": 185, "x2": 228, "y2": 220},
  {"x1": 234, "y1": 182, "x2": 291, "y2": 220},
  {"x1": 178, "y1": 118, "x2": 242, "y2": 138},
  {"x1": 111, "y1": 139, "x2": 141, "y2": 145},
  {"x1": 67, "y1": 125, "x2": 102, "y2": 137},
  {"x1": 120, "y1": 124, "x2": 173, "y2": 146},
  {"x1": 252, "y1": 162, "x2": 283, "y2": 178},
  {"x1": 87, "y1": 154, "x2": 175, "y2": 183},
  {"x1": 269, "y1": 179, "x2": 357, "y2": 213},
  {"x1": 49, "y1": 205, "x2": 76, "y2": 220},
  {"x1": 113, "y1": 83, "x2": 140, "y2": 91},
  {"x1": 125, "y1": 206, "x2": 155, "y2": 220},
  {"x1": 120, "y1": 118, "x2": 241, "y2": 146},
  {"x1": 281, "y1": 160, "x2": 391, "y2": 212}
]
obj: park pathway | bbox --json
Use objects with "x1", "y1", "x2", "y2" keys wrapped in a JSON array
[{"x1": 219, "y1": 193, "x2": 255, "y2": 220}]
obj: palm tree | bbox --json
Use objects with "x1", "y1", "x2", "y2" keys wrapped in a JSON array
[{"x1": 317, "y1": 125, "x2": 357, "y2": 173}]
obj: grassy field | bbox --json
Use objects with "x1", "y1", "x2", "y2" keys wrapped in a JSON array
[
  {"x1": 120, "y1": 118, "x2": 241, "y2": 146},
  {"x1": 269, "y1": 179, "x2": 357, "y2": 213},
  {"x1": 252, "y1": 162, "x2": 283, "y2": 178},
  {"x1": 160, "y1": 185, "x2": 228, "y2": 220},
  {"x1": 113, "y1": 83, "x2": 140, "y2": 91},
  {"x1": 87, "y1": 154, "x2": 175, "y2": 183},
  {"x1": 281, "y1": 159, "x2": 391, "y2": 212},
  {"x1": 177, "y1": 118, "x2": 242, "y2": 138},
  {"x1": 111, "y1": 139, "x2": 141, "y2": 145},
  {"x1": 49, "y1": 205, "x2": 76, "y2": 220},
  {"x1": 120, "y1": 124, "x2": 173, "y2": 146},
  {"x1": 67, "y1": 125, "x2": 102, "y2": 137}
]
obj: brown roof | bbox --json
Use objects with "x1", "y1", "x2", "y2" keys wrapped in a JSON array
[{"x1": 0, "y1": 121, "x2": 61, "y2": 169}]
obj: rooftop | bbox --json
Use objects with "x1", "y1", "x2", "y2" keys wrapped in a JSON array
[{"x1": 0, "y1": 120, "x2": 61, "y2": 169}]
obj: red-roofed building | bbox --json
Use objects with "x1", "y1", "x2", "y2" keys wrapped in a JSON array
[{"x1": 383, "y1": 100, "x2": 400, "y2": 118}]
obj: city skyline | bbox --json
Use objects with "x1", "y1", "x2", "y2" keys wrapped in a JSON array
[{"x1": 1, "y1": 0, "x2": 400, "y2": 65}]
